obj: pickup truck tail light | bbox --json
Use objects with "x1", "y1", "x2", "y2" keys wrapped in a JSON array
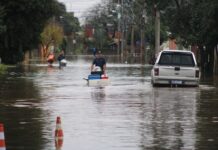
[
  {"x1": 154, "y1": 68, "x2": 159, "y2": 76},
  {"x1": 195, "y1": 70, "x2": 199, "y2": 78}
]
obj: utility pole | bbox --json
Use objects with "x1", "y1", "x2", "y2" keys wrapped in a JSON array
[
  {"x1": 141, "y1": 3, "x2": 147, "y2": 63},
  {"x1": 117, "y1": 0, "x2": 121, "y2": 56},
  {"x1": 120, "y1": 0, "x2": 124, "y2": 58},
  {"x1": 129, "y1": 1, "x2": 135, "y2": 57},
  {"x1": 130, "y1": 25, "x2": 135, "y2": 56},
  {"x1": 154, "y1": 4, "x2": 160, "y2": 57}
]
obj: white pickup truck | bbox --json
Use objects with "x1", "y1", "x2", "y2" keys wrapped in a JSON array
[{"x1": 151, "y1": 50, "x2": 200, "y2": 87}]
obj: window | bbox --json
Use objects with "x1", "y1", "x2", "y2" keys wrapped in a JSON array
[{"x1": 158, "y1": 52, "x2": 195, "y2": 67}]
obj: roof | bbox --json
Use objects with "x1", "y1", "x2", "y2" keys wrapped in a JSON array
[{"x1": 162, "y1": 49, "x2": 193, "y2": 53}]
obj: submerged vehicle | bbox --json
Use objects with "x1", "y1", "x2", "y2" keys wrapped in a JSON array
[{"x1": 151, "y1": 50, "x2": 200, "y2": 87}]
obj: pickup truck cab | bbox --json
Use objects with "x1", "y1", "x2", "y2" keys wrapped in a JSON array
[{"x1": 151, "y1": 50, "x2": 200, "y2": 87}]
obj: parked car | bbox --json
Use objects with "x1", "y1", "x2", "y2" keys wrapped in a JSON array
[{"x1": 151, "y1": 50, "x2": 200, "y2": 87}]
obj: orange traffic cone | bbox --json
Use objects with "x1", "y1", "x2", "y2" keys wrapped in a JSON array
[
  {"x1": 0, "y1": 123, "x2": 6, "y2": 150},
  {"x1": 55, "y1": 117, "x2": 63, "y2": 149}
]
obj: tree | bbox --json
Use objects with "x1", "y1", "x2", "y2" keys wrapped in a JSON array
[
  {"x1": 153, "y1": 0, "x2": 218, "y2": 74},
  {"x1": 84, "y1": 2, "x2": 113, "y2": 52},
  {"x1": 60, "y1": 13, "x2": 80, "y2": 36},
  {"x1": 0, "y1": 0, "x2": 65, "y2": 64},
  {"x1": 40, "y1": 21, "x2": 64, "y2": 58},
  {"x1": 59, "y1": 12, "x2": 81, "y2": 54},
  {"x1": 0, "y1": 6, "x2": 6, "y2": 60},
  {"x1": 0, "y1": 6, "x2": 5, "y2": 34}
]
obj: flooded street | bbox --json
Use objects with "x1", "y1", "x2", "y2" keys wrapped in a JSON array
[{"x1": 0, "y1": 57, "x2": 218, "y2": 150}]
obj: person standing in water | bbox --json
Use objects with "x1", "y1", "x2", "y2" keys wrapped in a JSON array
[
  {"x1": 92, "y1": 47, "x2": 97, "y2": 57},
  {"x1": 57, "y1": 50, "x2": 66, "y2": 67},
  {"x1": 47, "y1": 51, "x2": 55, "y2": 66}
]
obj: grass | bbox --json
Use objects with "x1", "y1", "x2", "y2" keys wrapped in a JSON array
[{"x1": 0, "y1": 64, "x2": 7, "y2": 72}]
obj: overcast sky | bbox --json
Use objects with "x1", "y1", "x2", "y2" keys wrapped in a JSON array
[{"x1": 58, "y1": 0, "x2": 102, "y2": 22}]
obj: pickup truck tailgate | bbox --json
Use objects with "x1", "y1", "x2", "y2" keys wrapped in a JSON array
[{"x1": 158, "y1": 66, "x2": 196, "y2": 78}]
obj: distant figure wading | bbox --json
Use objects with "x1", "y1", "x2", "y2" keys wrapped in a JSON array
[{"x1": 47, "y1": 51, "x2": 55, "y2": 65}]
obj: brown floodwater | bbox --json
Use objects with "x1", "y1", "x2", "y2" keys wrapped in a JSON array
[{"x1": 0, "y1": 56, "x2": 218, "y2": 150}]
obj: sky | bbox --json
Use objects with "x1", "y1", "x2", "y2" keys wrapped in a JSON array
[{"x1": 58, "y1": 0, "x2": 102, "y2": 22}]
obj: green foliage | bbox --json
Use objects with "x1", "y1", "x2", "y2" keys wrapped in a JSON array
[
  {"x1": 84, "y1": 0, "x2": 217, "y2": 56},
  {"x1": 60, "y1": 13, "x2": 80, "y2": 35},
  {"x1": 196, "y1": 0, "x2": 218, "y2": 46},
  {"x1": 154, "y1": 0, "x2": 218, "y2": 47},
  {"x1": 0, "y1": 64, "x2": 15, "y2": 75},
  {"x1": 41, "y1": 21, "x2": 64, "y2": 49},
  {"x1": 84, "y1": 3, "x2": 113, "y2": 50},
  {"x1": 56, "y1": 12, "x2": 81, "y2": 54},
  {"x1": 0, "y1": 6, "x2": 6, "y2": 33},
  {"x1": 147, "y1": 0, "x2": 218, "y2": 73},
  {"x1": 0, "y1": 64, "x2": 7, "y2": 73},
  {"x1": 0, "y1": 0, "x2": 65, "y2": 64}
]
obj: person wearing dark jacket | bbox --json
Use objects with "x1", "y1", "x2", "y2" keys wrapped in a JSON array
[
  {"x1": 91, "y1": 50, "x2": 106, "y2": 75},
  {"x1": 57, "y1": 50, "x2": 66, "y2": 67}
]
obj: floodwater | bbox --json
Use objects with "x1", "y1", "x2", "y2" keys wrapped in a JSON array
[{"x1": 0, "y1": 56, "x2": 218, "y2": 150}]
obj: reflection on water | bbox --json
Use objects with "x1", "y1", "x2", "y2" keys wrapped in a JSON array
[
  {"x1": 0, "y1": 66, "x2": 45, "y2": 150},
  {"x1": 0, "y1": 57, "x2": 218, "y2": 150},
  {"x1": 196, "y1": 85, "x2": 218, "y2": 149},
  {"x1": 149, "y1": 88, "x2": 197, "y2": 149}
]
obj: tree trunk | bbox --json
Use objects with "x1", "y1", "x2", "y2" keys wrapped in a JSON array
[
  {"x1": 214, "y1": 45, "x2": 218, "y2": 74},
  {"x1": 140, "y1": 29, "x2": 145, "y2": 64},
  {"x1": 201, "y1": 45, "x2": 214, "y2": 76},
  {"x1": 200, "y1": 46, "x2": 206, "y2": 73},
  {"x1": 130, "y1": 25, "x2": 135, "y2": 56},
  {"x1": 123, "y1": 27, "x2": 128, "y2": 62},
  {"x1": 208, "y1": 46, "x2": 214, "y2": 75}
]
